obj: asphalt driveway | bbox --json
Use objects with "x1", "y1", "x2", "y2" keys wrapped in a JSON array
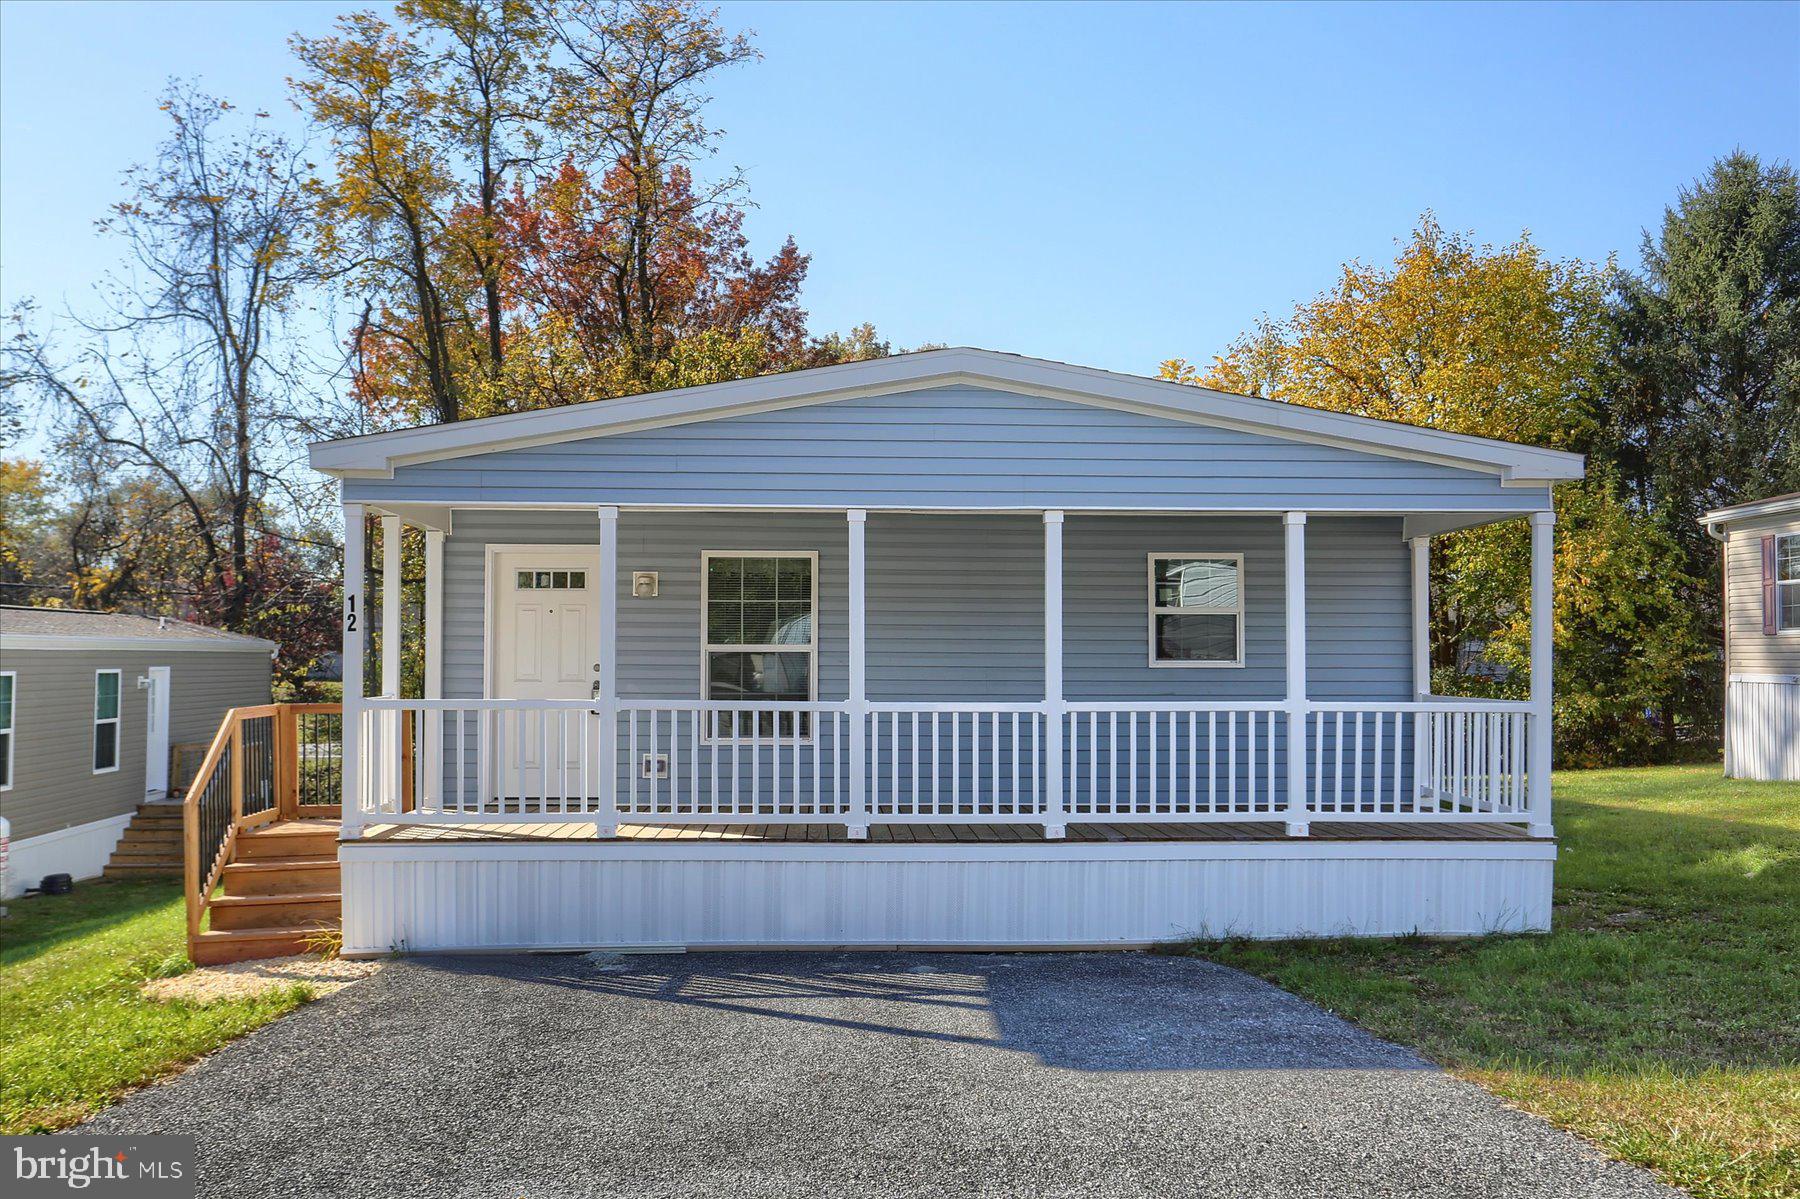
[{"x1": 82, "y1": 952, "x2": 1676, "y2": 1198}]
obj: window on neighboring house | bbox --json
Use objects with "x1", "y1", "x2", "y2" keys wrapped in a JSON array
[
  {"x1": 702, "y1": 553, "x2": 817, "y2": 738},
  {"x1": 1149, "y1": 554, "x2": 1245, "y2": 667},
  {"x1": 1780, "y1": 534, "x2": 1800, "y2": 632},
  {"x1": 0, "y1": 672, "x2": 14, "y2": 791},
  {"x1": 93, "y1": 669, "x2": 121, "y2": 773}
]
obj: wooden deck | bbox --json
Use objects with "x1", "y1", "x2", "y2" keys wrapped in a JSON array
[{"x1": 355, "y1": 819, "x2": 1544, "y2": 845}]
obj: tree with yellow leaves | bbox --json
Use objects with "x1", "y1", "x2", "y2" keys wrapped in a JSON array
[{"x1": 1163, "y1": 217, "x2": 1709, "y2": 764}]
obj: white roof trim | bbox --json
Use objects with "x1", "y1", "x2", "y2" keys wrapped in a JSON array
[
  {"x1": 309, "y1": 347, "x2": 1586, "y2": 484},
  {"x1": 1702, "y1": 493, "x2": 1800, "y2": 526},
  {"x1": 1, "y1": 634, "x2": 279, "y2": 654}
]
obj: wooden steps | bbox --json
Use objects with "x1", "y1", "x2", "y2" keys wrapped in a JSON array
[
  {"x1": 102, "y1": 802, "x2": 187, "y2": 877},
  {"x1": 190, "y1": 926, "x2": 337, "y2": 965},
  {"x1": 191, "y1": 818, "x2": 343, "y2": 964}
]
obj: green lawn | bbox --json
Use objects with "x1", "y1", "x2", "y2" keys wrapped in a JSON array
[
  {"x1": 0, "y1": 877, "x2": 311, "y2": 1133},
  {"x1": 1188, "y1": 765, "x2": 1800, "y2": 1199}
]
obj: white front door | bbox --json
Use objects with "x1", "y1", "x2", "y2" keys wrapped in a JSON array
[
  {"x1": 491, "y1": 550, "x2": 601, "y2": 800},
  {"x1": 142, "y1": 666, "x2": 171, "y2": 798}
]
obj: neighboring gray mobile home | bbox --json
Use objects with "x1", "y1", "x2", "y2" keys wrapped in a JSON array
[
  {"x1": 1704, "y1": 492, "x2": 1800, "y2": 781},
  {"x1": 0, "y1": 607, "x2": 274, "y2": 896},
  {"x1": 305, "y1": 348, "x2": 1583, "y2": 955}
]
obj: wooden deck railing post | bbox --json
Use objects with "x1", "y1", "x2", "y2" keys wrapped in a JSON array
[
  {"x1": 275, "y1": 704, "x2": 297, "y2": 819},
  {"x1": 183, "y1": 782, "x2": 202, "y2": 942},
  {"x1": 229, "y1": 714, "x2": 245, "y2": 828}
]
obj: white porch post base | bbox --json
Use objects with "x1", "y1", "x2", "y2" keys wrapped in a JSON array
[
  {"x1": 1286, "y1": 821, "x2": 1310, "y2": 837},
  {"x1": 846, "y1": 824, "x2": 869, "y2": 840},
  {"x1": 592, "y1": 823, "x2": 618, "y2": 839},
  {"x1": 1043, "y1": 823, "x2": 1067, "y2": 840}
]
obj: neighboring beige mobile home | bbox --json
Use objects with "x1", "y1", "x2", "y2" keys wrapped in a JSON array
[
  {"x1": 1704, "y1": 492, "x2": 1800, "y2": 781},
  {"x1": 0, "y1": 607, "x2": 274, "y2": 895}
]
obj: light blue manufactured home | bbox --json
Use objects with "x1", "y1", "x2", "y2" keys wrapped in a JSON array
[{"x1": 308, "y1": 349, "x2": 1581, "y2": 954}]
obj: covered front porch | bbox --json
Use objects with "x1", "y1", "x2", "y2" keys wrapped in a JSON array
[{"x1": 338, "y1": 503, "x2": 1556, "y2": 844}]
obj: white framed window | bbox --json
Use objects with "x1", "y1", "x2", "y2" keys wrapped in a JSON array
[
  {"x1": 93, "y1": 669, "x2": 121, "y2": 774},
  {"x1": 1779, "y1": 534, "x2": 1800, "y2": 633},
  {"x1": 515, "y1": 568, "x2": 587, "y2": 590},
  {"x1": 701, "y1": 551, "x2": 818, "y2": 739},
  {"x1": 1148, "y1": 553, "x2": 1245, "y2": 667},
  {"x1": 0, "y1": 671, "x2": 14, "y2": 791}
]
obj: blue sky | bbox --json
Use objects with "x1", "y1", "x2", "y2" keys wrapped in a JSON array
[{"x1": 2, "y1": 0, "x2": 1796, "y2": 378}]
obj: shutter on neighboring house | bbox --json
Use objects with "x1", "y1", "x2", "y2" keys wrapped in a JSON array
[{"x1": 1764, "y1": 535, "x2": 1779, "y2": 636}]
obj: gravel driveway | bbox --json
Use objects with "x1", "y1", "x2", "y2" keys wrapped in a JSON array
[{"x1": 83, "y1": 952, "x2": 1676, "y2": 1198}]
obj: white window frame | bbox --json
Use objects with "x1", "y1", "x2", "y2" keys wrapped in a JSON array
[
  {"x1": 1147, "y1": 552, "x2": 1246, "y2": 669},
  {"x1": 92, "y1": 668, "x2": 121, "y2": 775},
  {"x1": 699, "y1": 550, "x2": 820, "y2": 742},
  {"x1": 0, "y1": 670, "x2": 14, "y2": 792},
  {"x1": 1778, "y1": 533, "x2": 1800, "y2": 635}
]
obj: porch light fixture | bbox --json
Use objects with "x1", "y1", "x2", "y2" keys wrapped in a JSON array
[{"x1": 632, "y1": 571, "x2": 659, "y2": 598}]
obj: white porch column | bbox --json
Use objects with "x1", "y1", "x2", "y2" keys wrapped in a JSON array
[
  {"x1": 1284, "y1": 512, "x2": 1309, "y2": 836},
  {"x1": 1410, "y1": 535, "x2": 1431, "y2": 700},
  {"x1": 380, "y1": 515, "x2": 403, "y2": 698},
  {"x1": 339, "y1": 503, "x2": 366, "y2": 837},
  {"x1": 378, "y1": 514, "x2": 404, "y2": 816},
  {"x1": 422, "y1": 527, "x2": 445, "y2": 807},
  {"x1": 595, "y1": 506, "x2": 619, "y2": 837},
  {"x1": 846, "y1": 509, "x2": 869, "y2": 839},
  {"x1": 1528, "y1": 510, "x2": 1555, "y2": 837},
  {"x1": 1042, "y1": 511, "x2": 1066, "y2": 839}
]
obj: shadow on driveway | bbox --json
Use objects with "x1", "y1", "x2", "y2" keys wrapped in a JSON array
[{"x1": 507, "y1": 951, "x2": 1436, "y2": 1072}]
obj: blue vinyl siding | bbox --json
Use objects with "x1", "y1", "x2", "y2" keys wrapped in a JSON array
[
  {"x1": 441, "y1": 511, "x2": 1412, "y2": 705},
  {"x1": 432, "y1": 511, "x2": 1416, "y2": 809},
  {"x1": 347, "y1": 386, "x2": 1548, "y2": 513}
]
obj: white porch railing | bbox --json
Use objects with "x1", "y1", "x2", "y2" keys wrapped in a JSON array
[
  {"x1": 1064, "y1": 704, "x2": 1286, "y2": 819},
  {"x1": 355, "y1": 697, "x2": 1538, "y2": 831},
  {"x1": 866, "y1": 704, "x2": 1047, "y2": 821},
  {"x1": 1304, "y1": 700, "x2": 1532, "y2": 820}
]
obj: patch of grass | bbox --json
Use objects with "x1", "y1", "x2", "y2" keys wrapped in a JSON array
[
  {"x1": 0, "y1": 877, "x2": 310, "y2": 1133},
  {"x1": 1187, "y1": 765, "x2": 1800, "y2": 1199}
]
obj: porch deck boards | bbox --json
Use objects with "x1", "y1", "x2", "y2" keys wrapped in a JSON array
[{"x1": 353, "y1": 819, "x2": 1544, "y2": 844}]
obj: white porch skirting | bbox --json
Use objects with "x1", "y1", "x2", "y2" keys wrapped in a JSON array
[
  {"x1": 2, "y1": 813, "x2": 134, "y2": 899},
  {"x1": 339, "y1": 840, "x2": 1556, "y2": 954},
  {"x1": 1727, "y1": 675, "x2": 1800, "y2": 782}
]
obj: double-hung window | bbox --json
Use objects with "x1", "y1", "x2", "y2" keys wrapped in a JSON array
[
  {"x1": 0, "y1": 672, "x2": 14, "y2": 790},
  {"x1": 1149, "y1": 553, "x2": 1245, "y2": 667},
  {"x1": 1779, "y1": 534, "x2": 1800, "y2": 632},
  {"x1": 93, "y1": 669, "x2": 121, "y2": 773},
  {"x1": 702, "y1": 553, "x2": 817, "y2": 738}
]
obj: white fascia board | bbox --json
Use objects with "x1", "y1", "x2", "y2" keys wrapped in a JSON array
[
  {"x1": 309, "y1": 348, "x2": 1588, "y2": 484},
  {"x1": 1701, "y1": 494, "x2": 1800, "y2": 526},
  {"x1": 1, "y1": 634, "x2": 280, "y2": 654}
]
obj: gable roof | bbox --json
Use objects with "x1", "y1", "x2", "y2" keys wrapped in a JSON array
[
  {"x1": 308, "y1": 347, "x2": 1586, "y2": 484},
  {"x1": 0, "y1": 606, "x2": 278, "y2": 653}
]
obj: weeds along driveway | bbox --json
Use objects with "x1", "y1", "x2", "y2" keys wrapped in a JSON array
[{"x1": 80, "y1": 953, "x2": 1679, "y2": 1199}]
